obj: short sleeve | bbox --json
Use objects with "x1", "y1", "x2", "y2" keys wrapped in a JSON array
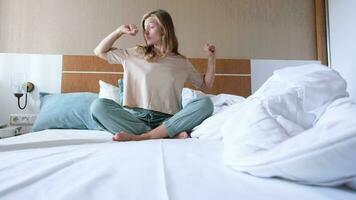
[
  {"x1": 106, "y1": 48, "x2": 130, "y2": 64},
  {"x1": 186, "y1": 60, "x2": 204, "y2": 89}
]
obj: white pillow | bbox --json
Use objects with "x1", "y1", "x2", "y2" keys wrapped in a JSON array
[
  {"x1": 98, "y1": 80, "x2": 120, "y2": 103},
  {"x1": 224, "y1": 97, "x2": 356, "y2": 188},
  {"x1": 182, "y1": 87, "x2": 245, "y2": 115}
]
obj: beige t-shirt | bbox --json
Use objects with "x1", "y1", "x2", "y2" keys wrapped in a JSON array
[{"x1": 107, "y1": 47, "x2": 203, "y2": 114}]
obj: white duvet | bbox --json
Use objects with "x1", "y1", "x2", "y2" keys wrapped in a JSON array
[
  {"x1": 1, "y1": 130, "x2": 355, "y2": 200},
  {"x1": 221, "y1": 64, "x2": 356, "y2": 188}
]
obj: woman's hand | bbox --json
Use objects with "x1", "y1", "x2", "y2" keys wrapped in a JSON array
[
  {"x1": 203, "y1": 43, "x2": 216, "y2": 57},
  {"x1": 117, "y1": 24, "x2": 139, "y2": 36}
]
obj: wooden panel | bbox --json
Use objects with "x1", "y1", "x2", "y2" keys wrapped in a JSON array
[
  {"x1": 315, "y1": 0, "x2": 328, "y2": 65},
  {"x1": 61, "y1": 55, "x2": 251, "y2": 96},
  {"x1": 62, "y1": 73, "x2": 123, "y2": 93},
  {"x1": 189, "y1": 58, "x2": 250, "y2": 74},
  {"x1": 63, "y1": 55, "x2": 123, "y2": 72},
  {"x1": 63, "y1": 56, "x2": 250, "y2": 74},
  {"x1": 185, "y1": 76, "x2": 251, "y2": 97}
]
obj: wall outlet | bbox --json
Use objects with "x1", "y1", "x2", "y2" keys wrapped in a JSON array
[{"x1": 9, "y1": 114, "x2": 37, "y2": 125}]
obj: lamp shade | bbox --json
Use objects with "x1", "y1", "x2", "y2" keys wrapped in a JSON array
[{"x1": 11, "y1": 72, "x2": 26, "y2": 94}]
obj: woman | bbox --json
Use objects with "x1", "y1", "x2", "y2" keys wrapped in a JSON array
[{"x1": 91, "y1": 9, "x2": 216, "y2": 141}]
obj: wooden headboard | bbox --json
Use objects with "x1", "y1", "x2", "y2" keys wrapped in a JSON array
[{"x1": 61, "y1": 55, "x2": 251, "y2": 97}]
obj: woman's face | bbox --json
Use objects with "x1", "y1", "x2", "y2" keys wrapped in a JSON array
[{"x1": 144, "y1": 17, "x2": 162, "y2": 46}]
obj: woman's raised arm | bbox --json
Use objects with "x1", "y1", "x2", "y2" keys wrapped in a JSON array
[
  {"x1": 201, "y1": 43, "x2": 216, "y2": 90},
  {"x1": 94, "y1": 24, "x2": 138, "y2": 60}
]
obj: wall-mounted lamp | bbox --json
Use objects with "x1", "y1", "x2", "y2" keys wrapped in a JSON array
[{"x1": 11, "y1": 73, "x2": 35, "y2": 110}]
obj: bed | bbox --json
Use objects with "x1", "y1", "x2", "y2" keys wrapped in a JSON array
[
  {"x1": 1, "y1": 130, "x2": 355, "y2": 200},
  {"x1": 1, "y1": 56, "x2": 355, "y2": 200}
]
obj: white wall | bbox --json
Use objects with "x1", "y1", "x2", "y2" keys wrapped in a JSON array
[
  {"x1": 0, "y1": 0, "x2": 316, "y2": 60},
  {"x1": 0, "y1": 53, "x2": 62, "y2": 124},
  {"x1": 251, "y1": 59, "x2": 320, "y2": 93},
  {"x1": 328, "y1": 0, "x2": 356, "y2": 101}
]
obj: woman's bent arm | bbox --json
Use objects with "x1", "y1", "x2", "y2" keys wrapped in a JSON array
[
  {"x1": 94, "y1": 24, "x2": 138, "y2": 60},
  {"x1": 201, "y1": 44, "x2": 216, "y2": 90}
]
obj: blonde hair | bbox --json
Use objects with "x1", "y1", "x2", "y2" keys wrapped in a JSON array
[{"x1": 136, "y1": 9, "x2": 185, "y2": 62}]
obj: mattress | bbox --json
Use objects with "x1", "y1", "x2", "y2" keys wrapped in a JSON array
[{"x1": 0, "y1": 129, "x2": 355, "y2": 200}]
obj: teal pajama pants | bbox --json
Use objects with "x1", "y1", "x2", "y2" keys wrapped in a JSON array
[{"x1": 90, "y1": 96, "x2": 213, "y2": 138}]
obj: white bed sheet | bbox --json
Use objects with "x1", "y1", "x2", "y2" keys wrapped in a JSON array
[{"x1": 0, "y1": 129, "x2": 355, "y2": 200}]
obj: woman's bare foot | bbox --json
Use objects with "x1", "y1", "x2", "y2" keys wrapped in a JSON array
[
  {"x1": 112, "y1": 131, "x2": 143, "y2": 141},
  {"x1": 112, "y1": 129, "x2": 189, "y2": 142},
  {"x1": 173, "y1": 131, "x2": 189, "y2": 139}
]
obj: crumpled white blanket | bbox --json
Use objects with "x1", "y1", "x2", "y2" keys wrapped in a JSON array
[
  {"x1": 222, "y1": 64, "x2": 356, "y2": 188},
  {"x1": 223, "y1": 63, "x2": 349, "y2": 158}
]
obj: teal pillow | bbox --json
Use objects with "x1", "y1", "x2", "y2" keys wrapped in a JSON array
[{"x1": 32, "y1": 92, "x2": 100, "y2": 132}]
